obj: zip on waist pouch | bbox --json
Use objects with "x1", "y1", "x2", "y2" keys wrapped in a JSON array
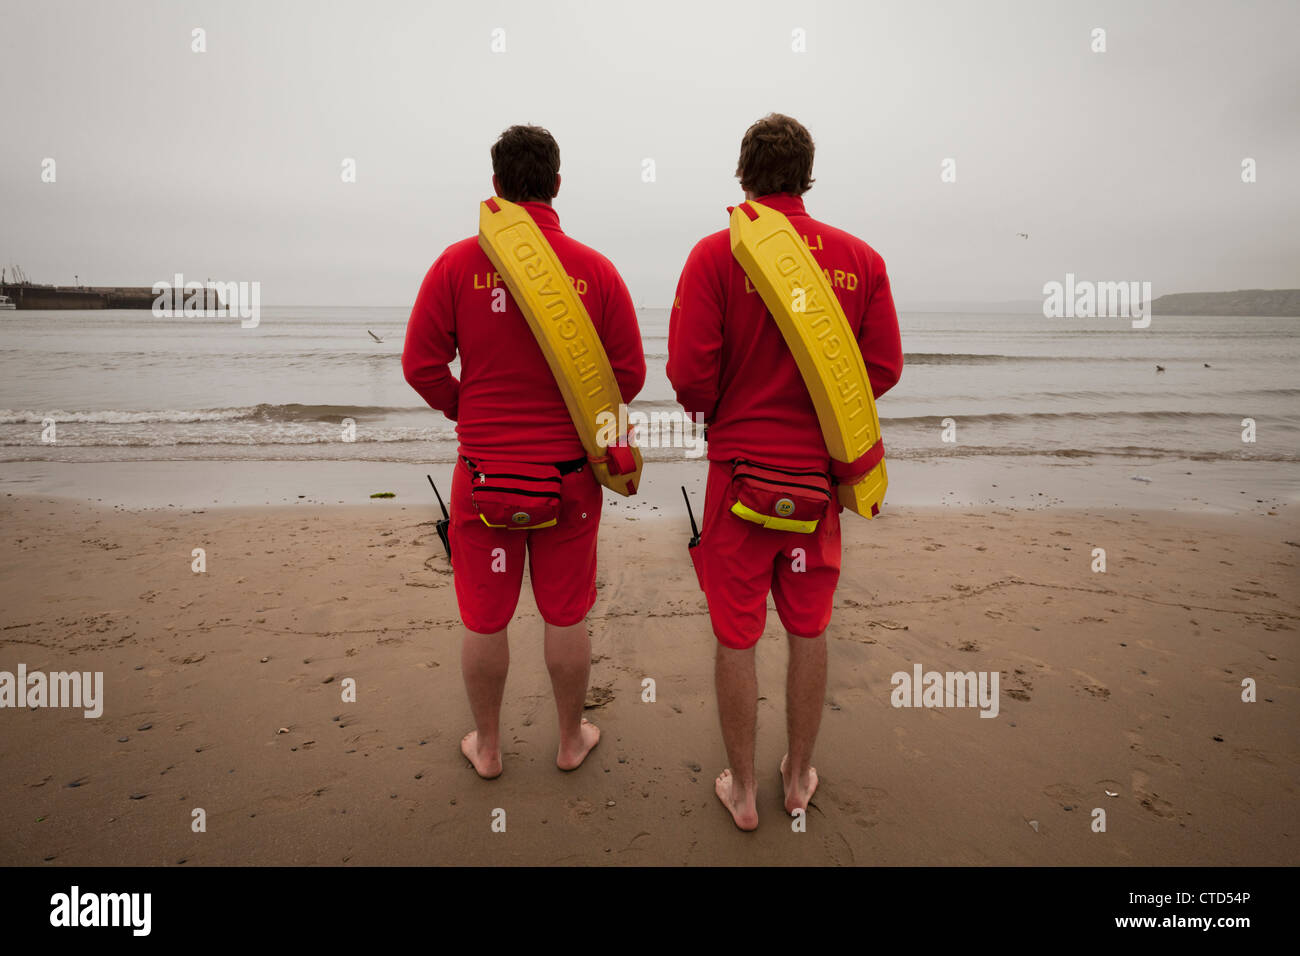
[
  {"x1": 462, "y1": 456, "x2": 578, "y2": 530},
  {"x1": 727, "y1": 458, "x2": 832, "y2": 533}
]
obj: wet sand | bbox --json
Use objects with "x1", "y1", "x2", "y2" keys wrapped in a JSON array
[{"x1": 1, "y1": 484, "x2": 1296, "y2": 866}]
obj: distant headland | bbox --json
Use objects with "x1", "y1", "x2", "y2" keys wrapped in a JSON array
[
  {"x1": 1147, "y1": 289, "x2": 1300, "y2": 317},
  {"x1": 906, "y1": 289, "x2": 1300, "y2": 316}
]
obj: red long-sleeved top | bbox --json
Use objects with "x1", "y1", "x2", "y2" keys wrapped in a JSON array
[
  {"x1": 403, "y1": 201, "x2": 646, "y2": 463},
  {"x1": 667, "y1": 193, "x2": 903, "y2": 471}
]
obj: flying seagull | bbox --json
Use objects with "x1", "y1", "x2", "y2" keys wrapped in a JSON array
[
  {"x1": 367, "y1": 330, "x2": 384, "y2": 343},
  {"x1": 1016, "y1": 232, "x2": 1029, "y2": 239}
]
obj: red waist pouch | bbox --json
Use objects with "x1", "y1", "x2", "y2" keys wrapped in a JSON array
[
  {"x1": 465, "y1": 459, "x2": 562, "y2": 530},
  {"x1": 728, "y1": 459, "x2": 832, "y2": 533}
]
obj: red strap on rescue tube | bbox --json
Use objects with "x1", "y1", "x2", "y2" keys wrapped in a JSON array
[
  {"x1": 738, "y1": 201, "x2": 759, "y2": 221},
  {"x1": 588, "y1": 431, "x2": 638, "y2": 476},
  {"x1": 831, "y1": 439, "x2": 884, "y2": 485},
  {"x1": 604, "y1": 444, "x2": 637, "y2": 475},
  {"x1": 485, "y1": 197, "x2": 501, "y2": 213}
]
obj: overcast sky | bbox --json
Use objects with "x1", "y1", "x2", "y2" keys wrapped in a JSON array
[{"x1": 1, "y1": 0, "x2": 1296, "y2": 307}]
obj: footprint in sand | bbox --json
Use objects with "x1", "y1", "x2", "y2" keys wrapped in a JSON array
[
  {"x1": 1138, "y1": 792, "x2": 1175, "y2": 818},
  {"x1": 827, "y1": 786, "x2": 888, "y2": 832},
  {"x1": 1000, "y1": 668, "x2": 1034, "y2": 701},
  {"x1": 1070, "y1": 668, "x2": 1110, "y2": 700},
  {"x1": 1231, "y1": 747, "x2": 1274, "y2": 765},
  {"x1": 566, "y1": 797, "x2": 596, "y2": 821},
  {"x1": 584, "y1": 684, "x2": 615, "y2": 710},
  {"x1": 1125, "y1": 731, "x2": 1171, "y2": 766},
  {"x1": 1043, "y1": 782, "x2": 1082, "y2": 805},
  {"x1": 1130, "y1": 771, "x2": 1175, "y2": 819},
  {"x1": 820, "y1": 832, "x2": 856, "y2": 863}
]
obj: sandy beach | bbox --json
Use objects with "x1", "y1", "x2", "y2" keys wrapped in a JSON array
[{"x1": 2, "y1": 487, "x2": 1295, "y2": 866}]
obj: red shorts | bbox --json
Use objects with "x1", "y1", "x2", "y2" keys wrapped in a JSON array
[
  {"x1": 693, "y1": 460, "x2": 841, "y2": 649},
  {"x1": 449, "y1": 458, "x2": 602, "y2": 633}
]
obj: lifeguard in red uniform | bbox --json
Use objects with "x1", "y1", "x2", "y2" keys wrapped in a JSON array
[
  {"x1": 668, "y1": 114, "x2": 903, "y2": 828},
  {"x1": 403, "y1": 125, "x2": 645, "y2": 778}
]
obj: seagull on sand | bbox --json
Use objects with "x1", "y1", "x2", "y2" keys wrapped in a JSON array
[{"x1": 1155, "y1": 365, "x2": 1165, "y2": 372}]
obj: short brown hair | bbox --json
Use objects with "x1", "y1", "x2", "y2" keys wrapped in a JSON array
[
  {"x1": 491, "y1": 125, "x2": 561, "y2": 202},
  {"x1": 735, "y1": 114, "x2": 815, "y2": 196}
]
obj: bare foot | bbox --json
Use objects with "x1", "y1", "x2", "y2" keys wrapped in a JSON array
[
  {"x1": 715, "y1": 768, "x2": 759, "y2": 831},
  {"x1": 556, "y1": 718, "x2": 600, "y2": 771},
  {"x1": 460, "y1": 731, "x2": 502, "y2": 779},
  {"x1": 780, "y1": 754, "x2": 818, "y2": 814}
]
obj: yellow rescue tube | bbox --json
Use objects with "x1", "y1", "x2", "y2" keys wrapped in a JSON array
[
  {"x1": 478, "y1": 197, "x2": 643, "y2": 496},
  {"x1": 729, "y1": 200, "x2": 887, "y2": 518}
]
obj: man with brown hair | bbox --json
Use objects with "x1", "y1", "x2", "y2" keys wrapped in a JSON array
[
  {"x1": 403, "y1": 124, "x2": 645, "y2": 778},
  {"x1": 667, "y1": 113, "x2": 903, "y2": 829}
]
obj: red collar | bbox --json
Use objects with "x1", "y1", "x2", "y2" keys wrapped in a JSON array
[
  {"x1": 727, "y1": 193, "x2": 808, "y2": 218},
  {"x1": 517, "y1": 200, "x2": 562, "y2": 232}
]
